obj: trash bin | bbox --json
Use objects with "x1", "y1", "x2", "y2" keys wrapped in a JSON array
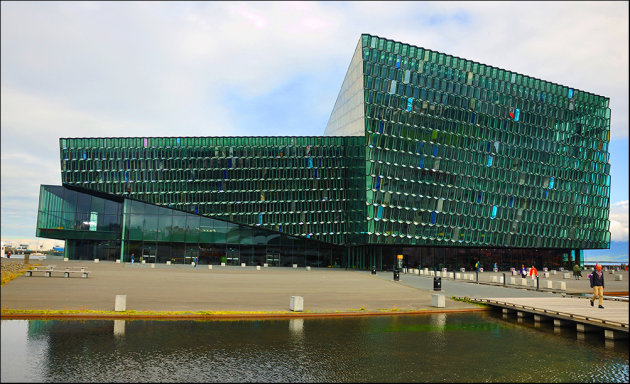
[
  {"x1": 433, "y1": 276, "x2": 441, "y2": 291},
  {"x1": 393, "y1": 269, "x2": 400, "y2": 281},
  {"x1": 371, "y1": 266, "x2": 377, "y2": 275}
]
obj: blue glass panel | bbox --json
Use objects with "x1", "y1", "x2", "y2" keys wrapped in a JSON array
[
  {"x1": 375, "y1": 176, "x2": 381, "y2": 190},
  {"x1": 568, "y1": 89, "x2": 573, "y2": 98},
  {"x1": 514, "y1": 109, "x2": 520, "y2": 121},
  {"x1": 419, "y1": 156, "x2": 425, "y2": 168},
  {"x1": 228, "y1": 158, "x2": 232, "y2": 168},
  {"x1": 491, "y1": 205, "x2": 497, "y2": 219},
  {"x1": 417, "y1": 142, "x2": 423, "y2": 154},
  {"x1": 379, "y1": 121, "x2": 384, "y2": 134},
  {"x1": 223, "y1": 170, "x2": 227, "y2": 179},
  {"x1": 377, "y1": 206, "x2": 383, "y2": 220},
  {"x1": 396, "y1": 57, "x2": 401, "y2": 69},
  {"x1": 432, "y1": 145, "x2": 438, "y2": 157},
  {"x1": 177, "y1": 138, "x2": 181, "y2": 146},
  {"x1": 257, "y1": 213, "x2": 262, "y2": 226},
  {"x1": 308, "y1": 158, "x2": 313, "y2": 169},
  {"x1": 83, "y1": 152, "x2": 87, "y2": 160},
  {"x1": 430, "y1": 211, "x2": 437, "y2": 225},
  {"x1": 406, "y1": 97, "x2": 413, "y2": 112},
  {"x1": 541, "y1": 92, "x2": 546, "y2": 102},
  {"x1": 543, "y1": 190, "x2": 548, "y2": 199},
  {"x1": 487, "y1": 155, "x2": 493, "y2": 167},
  {"x1": 508, "y1": 196, "x2": 514, "y2": 207},
  {"x1": 477, "y1": 191, "x2": 482, "y2": 204},
  {"x1": 471, "y1": 113, "x2": 476, "y2": 124}
]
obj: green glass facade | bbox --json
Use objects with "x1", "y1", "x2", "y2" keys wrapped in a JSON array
[{"x1": 37, "y1": 34, "x2": 611, "y2": 270}]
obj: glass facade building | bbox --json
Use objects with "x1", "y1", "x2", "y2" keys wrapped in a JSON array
[{"x1": 37, "y1": 34, "x2": 611, "y2": 270}]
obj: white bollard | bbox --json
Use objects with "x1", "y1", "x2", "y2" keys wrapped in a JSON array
[
  {"x1": 263, "y1": 263, "x2": 268, "y2": 268},
  {"x1": 469, "y1": 274, "x2": 475, "y2": 281},
  {"x1": 563, "y1": 273, "x2": 571, "y2": 279},
  {"x1": 94, "y1": 259, "x2": 100, "y2": 263},
  {"x1": 557, "y1": 281, "x2": 566, "y2": 291},
  {"x1": 414, "y1": 269, "x2": 419, "y2": 275},
  {"x1": 498, "y1": 276, "x2": 504, "y2": 284},
  {"x1": 151, "y1": 264, "x2": 155, "y2": 269},
  {"x1": 509, "y1": 277, "x2": 516, "y2": 285},
  {"x1": 521, "y1": 278, "x2": 528, "y2": 286},
  {"x1": 191, "y1": 262, "x2": 195, "y2": 267},
  {"x1": 543, "y1": 267, "x2": 548, "y2": 272},
  {"x1": 166, "y1": 260, "x2": 171, "y2": 265},
  {"x1": 116, "y1": 259, "x2": 121, "y2": 264},
  {"x1": 542, "y1": 272, "x2": 549, "y2": 278},
  {"x1": 552, "y1": 270, "x2": 557, "y2": 275},
  {"x1": 455, "y1": 273, "x2": 461, "y2": 280},
  {"x1": 420, "y1": 270, "x2": 424, "y2": 275},
  {"x1": 431, "y1": 294, "x2": 445, "y2": 308},
  {"x1": 306, "y1": 266, "x2": 311, "y2": 271},
  {"x1": 208, "y1": 265, "x2": 213, "y2": 270},
  {"x1": 290, "y1": 296, "x2": 304, "y2": 312},
  {"x1": 293, "y1": 264, "x2": 298, "y2": 269},
  {"x1": 435, "y1": 271, "x2": 441, "y2": 277},
  {"x1": 424, "y1": 268, "x2": 429, "y2": 274},
  {"x1": 142, "y1": 260, "x2": 146, "y2": 264},
  {"x1": 491, "y1": 276, "x2": 498, "y2": 283},
  {"x1": 241, "y1": 263, "x2": 246, "y2": 267},
  {"x1": 64, "y1": 258, "x2": 69, "y2": 262},
  {"x1": 544, "y1": 281, "x2": 553, "y2": 289},
  {"x1": 430, "y1": 271, "x2": 435, "y2": 277},
  {"x1": 256, "y1": 266, "x2": 261, "y2": 270},
  {"x1": 114, "y1": 295, "x2": 126, "y2": 312},
  {"x1": 448, "y1": 272, "x2": 454, "y2": 279},
  {"x1": 221, "y1": 262, "x2": 226, "y2": 267}
]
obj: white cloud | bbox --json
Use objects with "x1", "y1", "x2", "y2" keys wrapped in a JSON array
[{"x1": 609, "y1": 200, "x2": 629, "y2": 242}]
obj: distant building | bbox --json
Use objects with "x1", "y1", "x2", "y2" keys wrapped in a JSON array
[{"x1": 36, "y1": 34, "x2": 611, "y2": 270}]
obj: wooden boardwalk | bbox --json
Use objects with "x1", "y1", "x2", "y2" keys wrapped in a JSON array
[{"x1": 470, "y1": 296, "x2": 629, "y2": 338}]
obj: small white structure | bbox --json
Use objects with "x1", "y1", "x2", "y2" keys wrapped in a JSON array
[
  {"x1": 208, "y1": 265, "x2": 213, "y2": 270},
  {"x1": 116, "y1": 259, "x2": 121, "y2": 264},
  {"x1": 306, "y1": 266, "x2": 311, "y2": 271},
  {"x1": 292, "y1": 264, "x2": 298, "y2": 269},
  {"x1": 94, "y1": 259, "x2": 100, "y2": 263},
  {"x1": 290, "y1": 296, "x2": 304, "y2": 312},
  {"x1": 544, "y1": 281, "x2": 553, "y2": 289},
  {"x1": 114, "y1": 295, "x2": 126, "y2": 312},
  {"x1": 431, "y1": 294, "x2": 445, "y2": 308},
  {"x1": 263, "y1": 263, "x2": 268, "y2": 268},
  {"x1": 455, "y1": 273, "x2": 461, "y2": 280},
  {"x1": 221, "y1": 262, "x2": 226, "y2": 267},
  {"x1": 241, "y1": 263, "x2": 246, "y2": 267},
  {"x1": 256, "y1": 266, "x2": 261, "y2": 270},
  {"x1": 166, "y1": 261, "x2": 171, "y2": 265}
]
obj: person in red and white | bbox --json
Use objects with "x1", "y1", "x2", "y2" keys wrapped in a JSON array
[{"x1": 529, "y1": 265, "x2": 538, "y2": 279}]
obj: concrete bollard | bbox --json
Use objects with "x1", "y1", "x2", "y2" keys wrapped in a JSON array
[
  {"x1": 256, "y1": 266, "x2": 260, "y2": 270},
  {"x1": 419, "y1": 270, "x2": 424, "y2": 275},
  {"x1": 435, "y1": 271, "x2": 440, "y2": 277},
  {"x1": 431, "y1": 294, "x2": 445, "y2": 308},
  {"x1": 114, "y1": 295, "x2": 126, "y2": 311},
  {"x1": 208, "y1": 265, "x2": 213, "y2": 270},
  {"x1": 290, "y1": 296, "x2": 304, "y2": 312},
  {"x1": 511, "y1": 270, "x2": 518, "y2": 276},
  {"x1": 455, "y1": 273, "x2": 461, "y2": 280},
  {"x1": 448, "y1": 272, "x2": 454, "y2": 279},
  {"x1": 498, "y1": 276, "x2": 504, "y2": 284},
  {"x1": 557, "y1": 281, "x2": 566, "y2": 291},
  {"x1": 615, "y1": 275, "x2": 623, "y2": 281},
  {"x1": 94, "y1": 259, "x2": 100, "y2": 263},
  {"x1": 166, "y1": 260, "x2": 171, "y2": 265},
  {"x1": 424, "y1": 268, "x2": 429, "y2": 274},
  {"x1": 241, "y1": 263, "x2": 246, "y2": 267},
  {"x1": 306, "y1": 266, "x2": 311, "y2": 271},
  {"x1": 151, "y1": 264, "x2": 155, "y2": 269},
  {"x1": 520, "y1": 278, "x2": 528, "y2": 286},
  {"x1": 544, "y1": 280, "x2": 553, "y2": 289},
  {"x1": 509, "y1": 277, "x2": 516, "y2": 285},
  {"x1": 64, "y1": 258, "x2": 69, "y2": 262},
  {"x1": 414, "y1": 269, "x2": 419, "y2": 275},
  {"x1": 263, "y1": 263, "x2": 268, "y2": 268},
  {"x1": 552, "y1": 270, "x2": 557, "y2": 275},
  {"x1": 469, "y1": 274, "x2": 475, "y2": 281},
  {"x1": 221, "y1": 262, "x2": 226, "y2": 267},
  {"x1": 293, "y1": 264, "x2": 298, "y2": 269},
  {"x1": 542, "y1": 272, "x2": 549, "y2": 278},
  {"x1": 563, "y1": 273, "x2": 571, "y2": 279},
  {"x1": 142, "y1": 260, "x2": 146, "y2": 264},
  {"x1": 491, "y1": 276, "x2": 498, "y2": 283}
]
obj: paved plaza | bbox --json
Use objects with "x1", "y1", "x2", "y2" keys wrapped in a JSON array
[{"x1": 1, "y1": 259, "x2": 627, "y2": 316}]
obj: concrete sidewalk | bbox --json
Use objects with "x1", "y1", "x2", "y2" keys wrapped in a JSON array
[{"x1": 1, "y1": 260, "x2": 479, "y2": 314}]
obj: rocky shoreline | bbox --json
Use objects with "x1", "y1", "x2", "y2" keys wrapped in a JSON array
[{"x1": 1, "y1": 258, "x2": 28, "y2": 274}]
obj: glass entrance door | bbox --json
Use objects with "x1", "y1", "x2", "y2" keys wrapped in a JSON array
[
  {"x1": 266, "y1": 251, "x2": 280, "y2": 266},
  {"x1": 226, "y1": 248, "x2": 240, "y2": 265}
]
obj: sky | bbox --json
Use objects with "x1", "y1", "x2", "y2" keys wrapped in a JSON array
[{"x1": 1, "y1": 1, "x2": 628, "y2": 258}]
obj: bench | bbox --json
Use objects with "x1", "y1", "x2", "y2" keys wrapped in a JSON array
[{"x1": 26, "y1": 266, "x2": 90, "y2": 278}]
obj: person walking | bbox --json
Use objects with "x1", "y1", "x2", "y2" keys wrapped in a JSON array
[
  {"x1": 520, "y1": 264, "x2": 527, "y2": 279},
  {"x1": 529, "y1": 265, "x2": 538, "y2": 280},
  {"x1": 589, "y1": 264, "x2": 605, "y2": 308},
  {"x1": 131, "y1": 253, "x2": 135, "y2": 264},
  {"x1": 573, "y1": 264, "x2": 582, "y2": 280}
]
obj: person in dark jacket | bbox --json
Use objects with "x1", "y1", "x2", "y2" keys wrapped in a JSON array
[{"x1": 589, "y1": 264, "x2": 605, "y2": 308}]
